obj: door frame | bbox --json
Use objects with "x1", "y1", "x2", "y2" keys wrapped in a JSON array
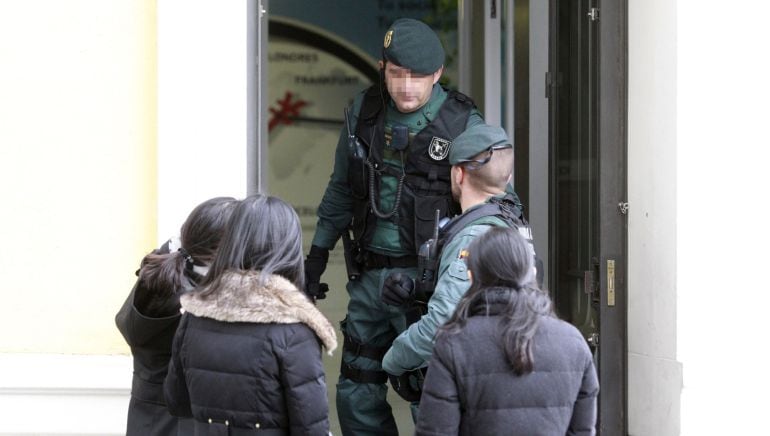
[
  {"x1": 247, "y1": 0, "x2": 269, "y2": 195},
  {"x1": 596, "y1": 0, "x2": 628, "y2": 434}
]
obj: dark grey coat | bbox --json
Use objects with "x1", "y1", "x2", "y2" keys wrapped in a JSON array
[
  {"x1": 163, "y1": 271, "x2": 337, "y2": 436},
  {"x1": 415, "y1": 299, "x2": 599, "y2": 436}
]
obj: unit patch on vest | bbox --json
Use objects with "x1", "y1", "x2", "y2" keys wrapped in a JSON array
[{"x1": 428, "y1": 137, "x2": 451, "y2": 161}]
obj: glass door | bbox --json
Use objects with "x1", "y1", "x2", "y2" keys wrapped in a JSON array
[
  {"x1": 548, "y1": 0, "x2": 627, "y2": 433},
  {"x1": 548, "y1": 0, "x2": 599, "y2": 345}
]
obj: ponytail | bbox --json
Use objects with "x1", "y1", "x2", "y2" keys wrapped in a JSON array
[{"x1": 135, "y1": 248, "x2": 195, "y2": 316}]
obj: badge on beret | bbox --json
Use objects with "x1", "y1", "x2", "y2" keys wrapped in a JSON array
[
  {"x1": 384, "y1": 30, "x2": 393, "y2": 48},
  {"x1": 428, "y1": 137, "x2": 451, "y2": 161}
]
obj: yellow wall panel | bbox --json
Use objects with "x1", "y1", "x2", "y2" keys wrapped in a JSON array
[{"x1": 0, "y1": 0, "x2": 157, "y2": 354}]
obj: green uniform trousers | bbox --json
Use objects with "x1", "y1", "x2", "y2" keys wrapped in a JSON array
[{"x1": 336, "y1": 266, "x2": 416, "y2": 436}]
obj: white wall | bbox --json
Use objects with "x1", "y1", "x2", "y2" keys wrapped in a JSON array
[
  {"x1": 157, "y1": 0, "x2": 249, "y2": 241},
  {"x1": 631, "y1": 0, "x2": 770, "y2": 434},
  {"x1": 0, "y1": 354, "x2": 131, "y2": 436},
  {"x1": 627, "y1": 0, "x2": 682, "y2": 435},
  {"x1": 677, "y1": 1, "x2": 770, "y2": 434}
]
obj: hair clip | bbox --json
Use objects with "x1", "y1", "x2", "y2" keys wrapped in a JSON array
[{"x1": 178, "y1": 247, "x2": 195, "y2": 265}]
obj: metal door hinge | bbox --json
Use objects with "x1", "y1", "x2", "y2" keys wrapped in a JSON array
[
  {"x1": 588, "y1": 7, "x2": 599, "y2": 21},
  {"x1": 618, "y1": 202, "x2": 629, "y2": 215}
]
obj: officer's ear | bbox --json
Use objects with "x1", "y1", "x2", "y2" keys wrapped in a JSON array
[
  {"x1": 378, "y1": 60, "x2": 387, "y2": 85},
  {"x1": 451, "y1": 164, "x2": 465, "y2": 187},
  {"x1": 432, "y1": 65, "x2": 444, "y2": 85}
]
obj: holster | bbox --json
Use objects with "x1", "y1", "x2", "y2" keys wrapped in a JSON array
[{"x1": 341, "y1": 230, "x2": 361, "y2": 281}]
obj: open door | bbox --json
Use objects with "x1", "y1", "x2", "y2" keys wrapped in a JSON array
[{"x1": 548, "y1": 0, "x2": 627, "y2": 433}]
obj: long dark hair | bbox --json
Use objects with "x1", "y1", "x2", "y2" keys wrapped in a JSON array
[
  {"x1": 137, "y1": 197, "x2": 238, "y2": 313},
  {"x1": 198, "y1": 194, "x2": 305, "y2": 295},
  {"x1": 441, "y1": 226, "x2": 552, "y2": 375}
]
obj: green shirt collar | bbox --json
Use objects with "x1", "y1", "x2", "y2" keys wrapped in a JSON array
[{"x1": 386, "y1": 84, "x2": 446, "y2": 131}]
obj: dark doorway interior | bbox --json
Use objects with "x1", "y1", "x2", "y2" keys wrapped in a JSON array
[{"x1": 548, "y1": 0, "x2": 599, "y2": 350}]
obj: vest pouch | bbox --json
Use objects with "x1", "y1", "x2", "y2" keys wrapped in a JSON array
[
  {"x1": 348, "y1": 154, "x2": 369, "y2": 200},
  {"x1": 411, "y1": 192, "x2": 451, "y2": 251}
]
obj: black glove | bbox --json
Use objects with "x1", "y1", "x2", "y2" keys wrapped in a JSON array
[
  {"x1": 381, "y1": 272, "x2": 416, "y2": 307},
  {"x1": 304, "y1": 245, "x2": 330, "y2": 301},
  {"x1": 388, "y1": 369, "x2": 425, "y2": 403}
]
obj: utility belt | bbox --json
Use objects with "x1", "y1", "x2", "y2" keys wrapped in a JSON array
[
  {"x1": 341, "y1": 230, "x2": 418, "y2": 279},
  {"x1": 360, "y1": 251, "x2": 417, "y2": 270}
]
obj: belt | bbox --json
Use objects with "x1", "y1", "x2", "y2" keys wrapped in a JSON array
[
  {"x1": 362, "y1": 251, "x2": 417, "y2": 270},
  {"x1": 340, "y1": 361, "x2": 389, "y2": 384},
  {"x1": 343, "y1": 333, "x2": 389, "y2": 361}
]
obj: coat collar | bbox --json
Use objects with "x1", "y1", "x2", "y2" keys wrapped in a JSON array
[
  {"x1": 180, "y1": 271, "x2": 337, "y2": 354},
  {"x1": 469, "y1": 288, "x2": 514, "y2": 317}
]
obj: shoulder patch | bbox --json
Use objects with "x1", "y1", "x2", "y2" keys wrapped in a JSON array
[
  {"x1": 447, "y1": 259, "x2": 469, "y2": 281},
  {"x1": 428, "y1": 137, "x2": 451, "y2": 161},
  {"x1": 458, "y1": 249, "x2": 469, "y2": 260}
]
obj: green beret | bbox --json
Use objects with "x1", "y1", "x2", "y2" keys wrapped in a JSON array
[
  {"x1": 383, "y1": 18, "x2": 445, "y2": 74},
  {"x1": 449, "y1": 124, "x2": 513, "y2": 165}
]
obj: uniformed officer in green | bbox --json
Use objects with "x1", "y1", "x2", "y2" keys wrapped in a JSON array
[
  {"x1": 304, "y1": 18, "x2": 485, "y2": 435},
  {"x1": 380, "y1": 124, "x2": 535, "y2": 387}
]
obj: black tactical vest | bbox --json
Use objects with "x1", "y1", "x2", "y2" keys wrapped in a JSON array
[{"x1": 348, "y1": 85, "x2": 476, "y2": 255}]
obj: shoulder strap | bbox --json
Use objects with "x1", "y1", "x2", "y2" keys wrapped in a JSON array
[
  {"x1": 438, "y1": 203, "x2": 506, "y2": 253},
  {"x1": 437, "y1": 194, "x2": 528, "y2": 254}
]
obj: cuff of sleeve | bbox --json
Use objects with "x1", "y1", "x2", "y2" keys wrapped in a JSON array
[
  {"x1": 311, "y1": 224, "x2": 339, "y2": 250},
  {"x1": 381, "y1": 349, "x2": 404, "y2": 376}
]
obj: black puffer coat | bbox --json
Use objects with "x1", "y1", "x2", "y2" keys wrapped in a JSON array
[
  {"x1": 415, "y1": 290, "x2": 599, "y2": 436},
  {"x1": 115, "y1": 242, "x2": 193, "y2": 436},
  {"x1": 163, "y1": 271, "x2": 337, "y2": 435}
]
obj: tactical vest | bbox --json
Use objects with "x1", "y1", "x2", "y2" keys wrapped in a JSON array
[
  {"x1": 348, "y1": 85, "x2": 475, "y2": 255},
  {"x1": 414, "y1": 193, "x2": 528, "y2": 300}
]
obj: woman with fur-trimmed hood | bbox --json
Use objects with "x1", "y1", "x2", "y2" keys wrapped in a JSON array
[{"x1": 164, "y1": 194, "x2": 337, "y2": 435}]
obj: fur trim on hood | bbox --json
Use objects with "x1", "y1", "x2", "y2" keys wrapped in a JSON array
[{"x1": 180, "y1": 271, "x2": 337, "y2": 354}]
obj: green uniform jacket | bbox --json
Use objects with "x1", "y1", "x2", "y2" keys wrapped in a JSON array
[
  {"x1": 312, "y1": 85, "x2": 484, "y2": 255},
  {"x1": 382, "y1": 200, "x2": 508, "y2": 375}
]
